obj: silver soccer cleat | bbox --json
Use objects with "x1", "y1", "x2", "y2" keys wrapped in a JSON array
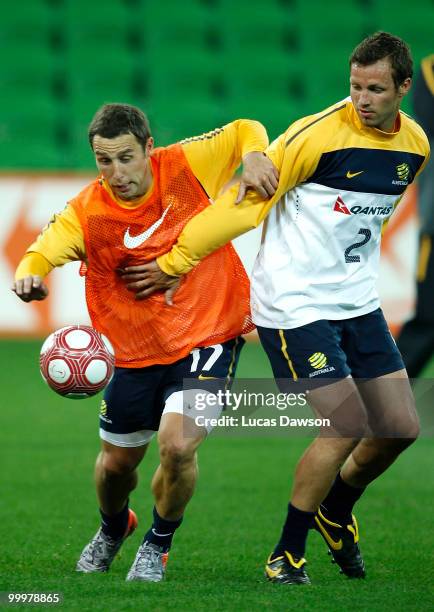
[
  {"x1": 126, "y1": 541, "x2": 169, "y2": 582},
  {"x1": 76, "y1": 509, "x2": 137, "y2": 573}
]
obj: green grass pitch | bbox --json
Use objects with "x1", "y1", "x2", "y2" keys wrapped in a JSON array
[{"x1": 0, "y1": 340, "x2": 433, "y2": 611}]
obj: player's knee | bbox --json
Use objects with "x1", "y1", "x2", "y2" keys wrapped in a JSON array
[
  {"x1": 378, "y1": 413, "x2": 420, "y2": 441},
  {"x1": 365, "y1": 431, "x2": 419, "y2": 460},
  {"x1": 100, "y1": 448, "x2": 142, "y2": 476},
  {"x1": 159, "y1": 438, "x2": 196, "y2": 472}
]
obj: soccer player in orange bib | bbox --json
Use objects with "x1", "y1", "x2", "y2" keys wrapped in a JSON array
[{"x1": 12, "y1": 104, "x2": 278, "y2": 582}]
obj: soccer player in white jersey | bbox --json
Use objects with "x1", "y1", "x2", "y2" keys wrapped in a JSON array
[{"x1": 120, "y1": 32, "x2": 430, "y2": 585}]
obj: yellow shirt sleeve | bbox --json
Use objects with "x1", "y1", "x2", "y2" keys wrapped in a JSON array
[
  {"x1": 15, "y1": 204, "x2": 86, "y2": 280},
  {"x1": 181, "y1": 119, "x2": 269, "y2": 200},
  {"x1": 158, "y1": 118, "x2": 323, "y2": 276},
  {"x1": 25, "y1": 203, "x2": 86, "y2": 265},
  {"x1": 15, "y1": 252, "x2": 55, "y2": 279}
]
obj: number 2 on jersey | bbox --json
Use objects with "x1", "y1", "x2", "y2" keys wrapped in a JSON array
[{"x1": 345, "y1": 228, "x2": 372, "y2": 263}]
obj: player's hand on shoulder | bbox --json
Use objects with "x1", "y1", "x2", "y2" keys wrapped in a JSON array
[
  {"x1": 118, "y1": 260, "x2": 181, "y2": 305},
  {"x1": 12, "y1": 275, "x2": 49, "y2": 302},
  {"x1": 236, "y1": 151, "x2": 279, "y2": 203}
]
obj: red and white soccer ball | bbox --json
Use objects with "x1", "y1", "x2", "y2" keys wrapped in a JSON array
[{"x1": 39, "y1": 325, "x2": 115, "y2": 399}]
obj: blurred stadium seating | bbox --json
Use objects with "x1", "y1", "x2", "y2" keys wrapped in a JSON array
[{"x1": 0, "y1": 0, "x2": 433, "y2": 169}]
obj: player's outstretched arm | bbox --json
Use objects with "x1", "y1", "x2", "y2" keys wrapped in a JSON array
[
  {"x1": 12, "y1": 204, "x2": 86, "y2": 303},
  {"x1": 156, "y1": 119, "x2": 324, "y2": 278},
  {"x1": 12, "y1": 274, "x2": 49, "y2": 302}
]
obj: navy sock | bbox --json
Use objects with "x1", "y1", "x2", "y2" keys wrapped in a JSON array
[
  {"x1": 143, "y1": 507, "x2": 183, "y2": 553},
  {"x1": 100, "y1": 502, "x2": 129, "y2": 540},
  {"x1": 273, "y1": 503, "x2": 315, "y2": 559},
  {"x1": 321, "y1": 473, "x2": 366, "y2": 524}
]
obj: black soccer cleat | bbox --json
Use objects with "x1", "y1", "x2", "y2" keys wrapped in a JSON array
[
  {"x1": 265, "y1": 551, "x2": 311, "y2": 585},
  {"x1": 314, "y1": 506, "x2": 366, "y2": 578}
]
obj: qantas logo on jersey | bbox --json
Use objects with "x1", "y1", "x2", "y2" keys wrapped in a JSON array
[
  {"x1": 123, "y1": 205, "x2": 172, "y2": 249},
  {"x1": 333, "y1": 196, "x2": 392, "y2": 216},
  {"x1": 333, "y1": 196, "x2": 351, "y2": 215}
]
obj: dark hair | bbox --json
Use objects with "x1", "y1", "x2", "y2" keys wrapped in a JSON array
[
  {"x1": 350, "y1": 32, "x2": 413, "y2": 88},
  {"x1": 88, "y1": 103, "x2": 152, "y2": 150}
]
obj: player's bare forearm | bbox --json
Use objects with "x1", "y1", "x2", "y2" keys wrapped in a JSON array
[
  {"x1": 118, "y1": 261, "x2": 181, "y2": 305},
  {"x1": 12, "y1": 275, "x2": 49, "y2": 302}
]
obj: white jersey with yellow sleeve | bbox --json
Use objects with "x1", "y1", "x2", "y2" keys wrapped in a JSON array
[
  {"x1": 252, "y1": 99, "x2": 429, "y2": 328},
  {"x1": 157, "y1": 99, "x2": 430, "y2": 329}
]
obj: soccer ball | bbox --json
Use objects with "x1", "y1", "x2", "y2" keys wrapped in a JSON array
[{"x1": 39, "y1": 325, "x2": 115, "y2": 399}]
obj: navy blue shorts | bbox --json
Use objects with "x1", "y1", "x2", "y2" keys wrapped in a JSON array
[
  {"x1": 257, "y1": 308, "x2": 404, "y2": 388},
  {"x1": 99, "y1": 337, "x2": 245, "y2": 446}
]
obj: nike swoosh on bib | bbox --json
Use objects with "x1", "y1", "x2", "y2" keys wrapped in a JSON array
[{"x1": 123, "y1": 204, "x2": 172, "y2": 249}]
